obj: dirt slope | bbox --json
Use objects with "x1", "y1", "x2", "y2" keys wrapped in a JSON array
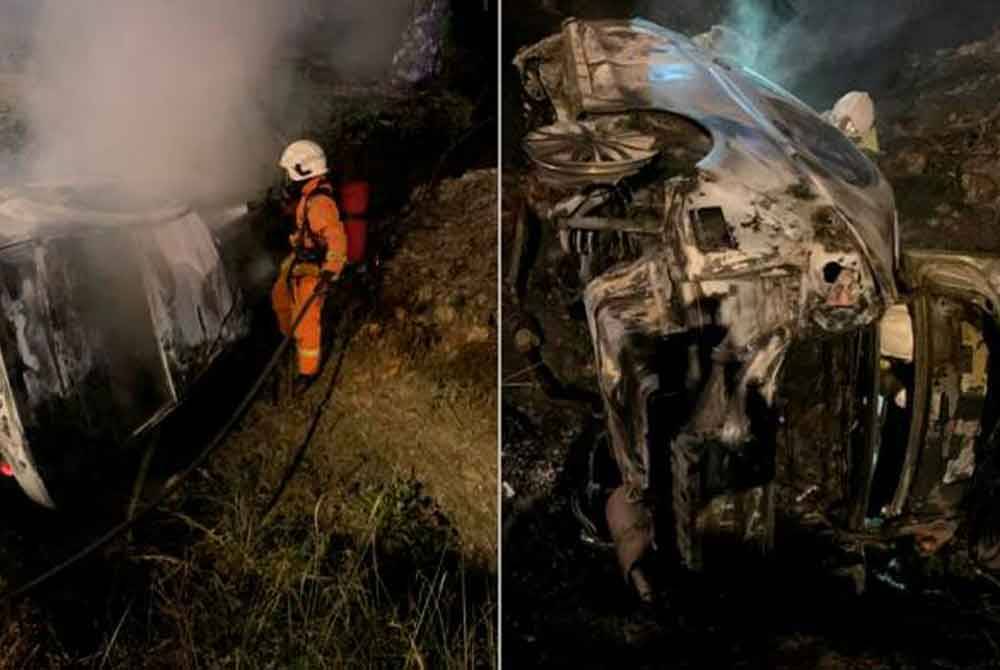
[{"x1": 230, "y1": 168, "x2": 499, "y2": 563}]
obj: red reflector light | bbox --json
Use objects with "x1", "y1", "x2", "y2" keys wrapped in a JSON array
[{"x1": 0, "y1": 462, "x2": 13, "y2": 477}]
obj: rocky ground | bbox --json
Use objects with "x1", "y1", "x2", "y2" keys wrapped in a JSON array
[
  {"x1": 879, "y1": 29, "x2": 1000, "y2": 254},
  {"x1": 502, "y1": 7, "x2": 1000, "y2": 670}
]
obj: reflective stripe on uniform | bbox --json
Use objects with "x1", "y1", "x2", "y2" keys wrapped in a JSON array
[
  {"x1": 860, "y1": 126, "x2": 880, "y2": 154},
  {"x1": 291, "y1": 263, "x2": 321, "y2": 277},
  {"x1": 298, "y1": 347, "x2": 321, "y2": 359}
]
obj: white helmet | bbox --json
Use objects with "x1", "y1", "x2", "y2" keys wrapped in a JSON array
[
  {"x1": 279, "y1": 139, "x2": 328, "y2": 182},
  {"x1": 830, "y1": 91, "x2": 875, "y2": 139}
]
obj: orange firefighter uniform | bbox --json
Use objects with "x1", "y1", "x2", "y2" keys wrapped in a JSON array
[{"x1": 271, "y1": 177, "x2": 348, "y2": 376}]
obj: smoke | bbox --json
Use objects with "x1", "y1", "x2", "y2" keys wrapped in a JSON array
[
  {"x1": 719, "y1": 1, "x2": 910, "y2": 99},
  {"x1": 7, "y1": 0, "x2": 414, "y2": 205},
  {"x1": 715, "y1": 0, "x2": 1000, "y2": 106},
  {"x1": 292, "y1": 1, "x2": 414, "y2": 77}
]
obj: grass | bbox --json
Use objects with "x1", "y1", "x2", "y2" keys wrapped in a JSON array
[
  {"x1": 126, "y1": 475, "x2": 496, "y2": 669},
  {"x1": 0, "y1": 80, "x2": 496, "y2": 667},
  {"x1": 0, "y1": 471, "x2": 495, "y2": 670},
  {"x1": 0, "y1": 298, "x2": 497, "y2": 669}
]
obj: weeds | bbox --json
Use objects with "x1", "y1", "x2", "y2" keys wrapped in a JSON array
[
  {"x1": 116, "y1": 474, "x2": 496, "y2": 670},
  {"x1": 0, "y1": 469, "x2": 495, "y2": 670}
]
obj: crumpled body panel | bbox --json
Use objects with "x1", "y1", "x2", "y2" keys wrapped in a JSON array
[
  {"x1": 0, "y1": 185, "x2": 250, "y2": 506},
  {"x1": 518, "y1": 18, "x2": 897, "y2": 302},
  {"x1": 514, "y1": 17, "x2": 903, "y2": 583}
]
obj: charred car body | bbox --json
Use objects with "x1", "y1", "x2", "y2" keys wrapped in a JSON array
[
  {"x1": 0, "y1": 182, "x2": 281, "y2": 508},
  {"x1": 511, "y1": 18, "x2": 1000, "y2": 598}
]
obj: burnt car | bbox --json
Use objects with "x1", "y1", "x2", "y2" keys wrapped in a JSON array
[
  {"x1": 0, "y1": 181, "x2": 281, "y2": 508},
  {"x1": 509, "y1": 18, "x2": 1000, "y2": 599}
]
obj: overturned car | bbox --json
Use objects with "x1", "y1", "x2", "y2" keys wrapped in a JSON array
[
  {"x1": 511, "y1": 18, "x2": 1000, "y2": 599},
  {"x1": 0, "y1": 182, "x2": 280, "y2": 508}
]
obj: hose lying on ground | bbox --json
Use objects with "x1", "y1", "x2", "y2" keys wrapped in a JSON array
[
  {"x1": 261, "y1": 297, "x2": 367, "y2": 522},
  {"x1": 0, "y1": 275, "x2": 334, "y2": 604}
]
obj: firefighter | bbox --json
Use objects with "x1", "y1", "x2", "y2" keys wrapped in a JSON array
[
  {"x1": 272, "y1": 139, "x2": 348, "y2": 386},
  {"x1": 826, "y1": 90, "x2": 880, "y2": 157}
]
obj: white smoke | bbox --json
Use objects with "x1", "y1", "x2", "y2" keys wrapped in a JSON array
[
  {"x1": 9, "y1": 0, "x2": 415, "y2": 205},
  {"x1": 724, "y1": 1, "x2": 912, "y2": 92},
  {"x1": 713, "y1": 0, "x2": 1000, "y2": 105}
]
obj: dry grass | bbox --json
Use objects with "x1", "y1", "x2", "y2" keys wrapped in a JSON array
[
  {"x1": 121, "y1": 475, "x2": 497, "y2": 669},
  {"x1": 115, "y1": 307, "x2": 498, "y2": 669},
  {"x1": 0, "y1": 283, "x2": 497, "y2": 669},
  {"x1": 0, "y1": 471, "x2": 495, "y2": 669}
]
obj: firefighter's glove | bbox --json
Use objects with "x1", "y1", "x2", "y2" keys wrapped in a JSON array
[{"x1": 318, "y1": 270, "x2": 339, "y2": 291}]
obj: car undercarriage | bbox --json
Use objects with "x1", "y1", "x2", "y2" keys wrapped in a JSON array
[{"x1": 508, "y1": 17, "x2": 1000, "y2": 599}]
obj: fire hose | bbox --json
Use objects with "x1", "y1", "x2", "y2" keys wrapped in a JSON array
[{"x1": 0, "y1": 272, "x2": 348, "y2": 603}]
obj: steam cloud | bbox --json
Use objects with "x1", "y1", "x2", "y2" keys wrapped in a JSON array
[{"x1": 4, "y1": 0, "x2": 413, "y2": 204}]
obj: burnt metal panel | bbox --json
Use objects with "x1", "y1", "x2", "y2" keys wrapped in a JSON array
[
  {"x1": 0, "y1": 188, "x2": 252, "y2": 506},
  {"x1": 691, "y1": 207, "x2": 737, "y2": 251},
  {"x1": 517, "y1": 18, "x2": 898, "y2": 300},
  {"x1": 0, "y1": 229, "x2": 175, "y2": 498},
  {"x1": 135, "y1": 213, "x2": 247, "y2": 393}
]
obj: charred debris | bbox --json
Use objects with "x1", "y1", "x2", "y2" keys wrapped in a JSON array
[
  {"x1": 506, "y1": 17, "x2": 1000, "y2": 601},
  {"x1": 0, "y1": 185, "x2": 266, "y2": 508}
]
